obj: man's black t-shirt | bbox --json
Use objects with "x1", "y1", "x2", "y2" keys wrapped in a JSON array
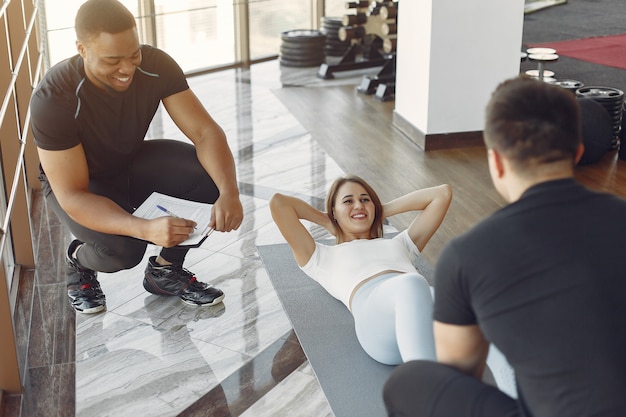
[
  {"x1": 30, "y1": 45, "x2": 188, "y2": 179},
  {"x1": 434, "y1": 178, "x2": 626, "y2": 417}
]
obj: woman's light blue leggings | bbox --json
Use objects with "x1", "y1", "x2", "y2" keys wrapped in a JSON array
[
  {"x1": 351, "y1": 272, "x2": 436, "y2": 365},
  {"x1": 352, "y1": 272, "x2": 518, "y2": 396}
]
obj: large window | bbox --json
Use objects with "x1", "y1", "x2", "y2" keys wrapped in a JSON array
[
  {"x1": 248, "y1": 0, "x2": 311, "y2": 59},
  {"x1": 41, "y1": 0, "x2": 327, "y2": 72},
  {"x1": 151, "y1": 1, "x2": 236, "y2": 71}
]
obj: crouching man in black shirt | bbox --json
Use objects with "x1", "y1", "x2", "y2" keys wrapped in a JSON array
[{"x1": 30, "y1": 0, "x2": 243, "y2": 313}]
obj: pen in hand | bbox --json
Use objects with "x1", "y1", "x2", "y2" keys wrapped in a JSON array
[
  {"x1": 156, "y1": 205, "x2": 181, "y2": 218},
  {"x1": 157, "y1": 205, "x2": 198, "y2": 230}
]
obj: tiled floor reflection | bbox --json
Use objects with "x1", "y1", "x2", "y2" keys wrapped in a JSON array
[{"x1": 74, "y1": 60, "x2": 349, "y2": 416}]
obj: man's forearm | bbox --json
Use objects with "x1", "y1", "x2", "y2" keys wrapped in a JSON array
[
  {"x1": 195, "y1": 132, "x2": 240, "y2": 196},
  {"x1": 434, "y1": 321, "x2": 490, "y2": 379},
  {"x1": 60, "y1": 190, "x2": 148, "y2": 239}
]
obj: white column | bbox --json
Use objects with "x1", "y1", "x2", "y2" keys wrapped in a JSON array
[{"x1": 393, "y1": 0, "x2": 525, "y2": 149}]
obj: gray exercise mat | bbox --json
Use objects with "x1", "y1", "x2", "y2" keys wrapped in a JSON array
[{"x1": 257, "y1": 242, "x2": 434, "y2": 417}]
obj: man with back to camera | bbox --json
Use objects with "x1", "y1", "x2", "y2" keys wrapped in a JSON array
[
  {"x1": 383, "y1": 76, "x2": 626, "y2": 416},
  {"x1": 30, "y1": 0, "x2": 243, "y2": 314}
]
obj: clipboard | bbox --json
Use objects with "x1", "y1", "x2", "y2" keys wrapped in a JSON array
[{"x1": 132, "y1": 192, "x2": 214, "y2": 248}]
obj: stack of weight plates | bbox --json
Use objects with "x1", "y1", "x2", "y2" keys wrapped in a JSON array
[
  {"x1": 620, "y1": 102, "x2": 626, "y2": 160},
  {"x1": 553, "y1": 79, "x2": 583, "y2": 94},
  {"x1": 280, "y1": 29, "x2": 326, "y2": 67},
  {"x1": 321, "y1": 16, "x2": 351, "y2": 57},
  {"x1": 576, "y1": 86, "x2": 625, "y2": 149}
]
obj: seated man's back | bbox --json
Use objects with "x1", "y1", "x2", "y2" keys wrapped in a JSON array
[
  {"x1": 384, "y1": 76, "x2": 626, "y2": 417},
  {"x1": 434, "y1": 177, "x2": 626, "y2": 416}
]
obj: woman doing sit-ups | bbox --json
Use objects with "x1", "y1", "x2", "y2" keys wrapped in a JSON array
[{"x1": 269, "y1": 175, "x2": 452, "y2": 365}]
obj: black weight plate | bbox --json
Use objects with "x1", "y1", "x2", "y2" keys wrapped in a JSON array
[
  {"x1": 324, "y1": 34, "x2": 342, "y2": 41},
  {"x1": 597, "y1": 104, "x2": 624, "y2": 113},
  {"x1": 604, "y1": 105, "x2": 624, "y2": 111},
  {"x1": 280, "y1": 51, "x2": 326, "y2": 61},
  {"x1": 280, "y1": 53, "x2": 325, "y2": 61},
  {"x1": 281, "y1": 29, "x2": 326, "y2": 42},
  {"x1": 321, "y1": 16, "x2": 343, "y2": 24},
  {"x1": 323, "y1": 25, "x2": 342, "y2": 32},
  {"x1": 554, "y1": 79, "x2": 583, "y2": 89},
  {"x1": 597, "y1": 98, "x2": 624, "y2": 106},
  {"x1": 322, "y1": 26, "x2": 342, "y2": 34},
  {"x1": 280, "y1": 43, "x2": 325, "y2": 52},
  {"x1": 281, "y1": 38, "x2": 326, "y2": 46},
  {"x1": 324, "y1": 33, "x2": 343, "y2": 40},
  {"x1": 279, "y1": 58, "x2": 323, "y2": 66},
  {"x1": 281, "y1": 38, "x2": 327, "y2": 49},
  {"x1": 281, "y1": 34, "x2": 326, "y2": 42},
  {"x1": 323, "y1": 29, "x2": 343, "y2": 36},
  {"x1": 279, "y1": 58, "x2": 324, "y2": 67},
  {"x1": 322, "y1": 20, "x2": 344, "y2": 28},
  {"x1": 280, "y1": 43, "x2": 325, "y2": 53},
  {"x1": 576, "y1": 86, "x2": 624, "y2": 99},
  {"x1": 281, "y1": 29, "x2": 325, "y2": 38}
]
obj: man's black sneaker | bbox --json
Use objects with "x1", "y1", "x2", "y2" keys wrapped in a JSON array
[
  {"x1": 66, "y1": 240, "x2": 106, "y2": 314},
  {"x1": 143, "y1": 256, "x2": 225, "y2": 306}
]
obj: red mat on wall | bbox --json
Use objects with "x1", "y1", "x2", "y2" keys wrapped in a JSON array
[{"x1": 529, "y1": 33, "x2": 626, "y2": 71}]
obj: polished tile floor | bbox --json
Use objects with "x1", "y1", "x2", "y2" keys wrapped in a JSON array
[{"x1": 66, "y1": 60, "x2": 373, "y2": 417}]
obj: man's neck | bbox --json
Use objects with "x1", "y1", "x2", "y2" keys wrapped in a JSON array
[{"x1": 506, "y1": 170, "x2": 574, "y2": 203}]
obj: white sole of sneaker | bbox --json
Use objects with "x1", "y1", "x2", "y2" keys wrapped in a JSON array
[
  {"x1": 76, "y1": 304, "x2": 106, "y2": 314},
  {"x1": 179, "y1": 293, "x2": 225, "y2": 307}
]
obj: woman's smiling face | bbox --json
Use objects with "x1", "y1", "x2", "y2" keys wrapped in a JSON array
[{"x1": 332, "y1": 181, "x2": 376, "y2": 240}]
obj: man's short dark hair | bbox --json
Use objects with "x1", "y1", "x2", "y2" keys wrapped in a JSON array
[
  {"x1": 75, "y1": 0, "x2": 136, "y2": 43},
  {"x1": 484, "y1": 76, "x2": 582, "y2": 171}
]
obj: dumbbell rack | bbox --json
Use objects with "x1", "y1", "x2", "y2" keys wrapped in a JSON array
[
  {"x1": 357, "y1": 54, "x2": 396, "y2": 101},
  {"x1": 317, "y1": 0, "x2": 398, "y2": 82},
  {"x1": 525, "y1": 47, "x2": 558, "y2": 82}
]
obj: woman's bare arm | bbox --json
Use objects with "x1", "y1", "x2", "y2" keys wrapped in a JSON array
[
  {"x1": 383, "y1": 184, "x2": 452, "y2": 251},
  {"x1": 269, "y1": 193, "x2": 335, "y2": 266}
]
